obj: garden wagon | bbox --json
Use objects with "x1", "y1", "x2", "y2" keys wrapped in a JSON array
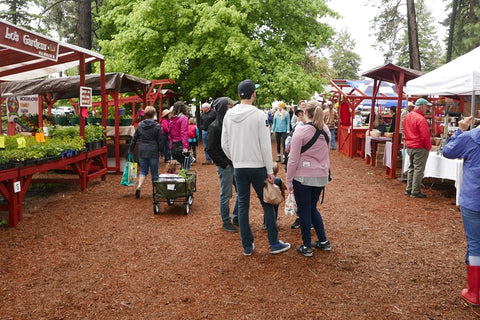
[{"x1": 153, "y1": 171, "x2": 196, "y2": 215}]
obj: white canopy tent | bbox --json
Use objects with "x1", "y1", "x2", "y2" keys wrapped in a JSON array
[{"x1": 406, "y1": 46, "x2": 480, "y2": 128}]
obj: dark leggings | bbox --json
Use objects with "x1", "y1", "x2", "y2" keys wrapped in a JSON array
[{"x1": 275, "y1": 132, "x2": 287, "y2": 154}]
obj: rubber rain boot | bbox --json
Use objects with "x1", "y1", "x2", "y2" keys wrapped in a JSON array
[{"x1": 462, "y1": 265, "x2": 480, "y2": 306}]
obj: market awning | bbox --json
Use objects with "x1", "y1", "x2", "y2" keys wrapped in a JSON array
[{"x1": 0, "y1": 72, "x2": 151, "y2": 100}]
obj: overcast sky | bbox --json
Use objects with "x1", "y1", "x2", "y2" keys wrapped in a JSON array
[{"x1": 324, "y1": 0, "x2": 448, "y2": 74}]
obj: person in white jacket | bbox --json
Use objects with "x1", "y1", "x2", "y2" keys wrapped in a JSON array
[{"x1": 222, "y1": 79, "x2": 291, "y2": 256}]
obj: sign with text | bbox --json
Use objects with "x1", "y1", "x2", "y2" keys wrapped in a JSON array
[
  {"x1": 0, "y1": 20, "x2": 59, "y2": 61},
  {"x1": 7, "y1": 95, "x2": 39, "y2": 121},
  {"x1": 79, "y1": 86, "x2": 92, "y2": 107}
]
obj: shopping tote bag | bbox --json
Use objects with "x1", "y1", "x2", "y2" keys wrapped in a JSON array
[{"x1": 121, "y1": 154, "x2": 137, "y2": 186}]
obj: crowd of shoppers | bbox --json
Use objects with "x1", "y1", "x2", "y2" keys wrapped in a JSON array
[{"x1": 127, "y1": 84, "x2": 480, "y2": 313}]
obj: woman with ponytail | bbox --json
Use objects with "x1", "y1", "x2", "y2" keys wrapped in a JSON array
[{"x1": 286, "y1": 100, "x2": 332, "y2": 257}]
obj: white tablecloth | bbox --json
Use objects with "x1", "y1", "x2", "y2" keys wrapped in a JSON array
[
  {"x1": 365, "y1": 135, "x2": 391, "y2": 157},
  {"x1": 384, "y1": 141, "x2": 392, "y2": 168},
  {"x1": 403, "y1": 151, "x2": 463, "y2": 205}
]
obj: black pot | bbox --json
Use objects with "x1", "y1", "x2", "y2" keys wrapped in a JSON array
[
  {"x1": 24, "y1": 159, "x2": 37, "y2": 166},
  {"x1": 9, "y1": 161, "x2": 23, "y2": 168}
]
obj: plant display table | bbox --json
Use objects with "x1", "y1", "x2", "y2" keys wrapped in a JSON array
[{"x1": 0, "y1": 147, "x2": 107, "y2": 227}]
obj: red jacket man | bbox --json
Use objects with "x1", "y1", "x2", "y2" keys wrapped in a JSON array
[
  {"x1": 404, "y1": 108, "x2": 432, "y2": 150},
  {"x1": 403, "y1": 98, "x2": 432, "y2": 198}
]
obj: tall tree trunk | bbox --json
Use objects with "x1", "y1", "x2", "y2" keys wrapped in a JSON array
[
  {"x1": 406, "y1": 0, "x2": 421, "y2": 70},
  {"x1": 77, "y1": 0, "x2": 92, "y2": 74},
  {"x1": 468, "y1": 0, "x2": 477, "y2": 21},
  {"x1": 446, "y1": 0, "x2": 458, "y2": 62}
]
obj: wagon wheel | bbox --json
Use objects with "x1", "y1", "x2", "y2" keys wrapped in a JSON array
[
  {"x1": 184, "y1": 203, "x2": 190, "y2": 215},
  {"x1": 153, "y1": 203, "x2": 160, "y2": 215},
  {"x1": 187, "y1": 195, "x2": 194, "y2": 206}
]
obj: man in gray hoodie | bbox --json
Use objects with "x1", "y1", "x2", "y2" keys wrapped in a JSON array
[{"x1": 222, "y1": 79, "x2": 290, "y2": 256}]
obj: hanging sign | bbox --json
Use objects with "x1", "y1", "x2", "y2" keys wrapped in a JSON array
[
  {"x1": 7, "y1": 95, "x2": 39, "y2": 121},
  {"x1": 79, "y1": 86, "x2": 92, "y2": 107},
  {"x1": 0, "y1": 20, "x2": 59, "y2": 61}
]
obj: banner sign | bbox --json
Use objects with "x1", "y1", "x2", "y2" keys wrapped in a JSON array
[
  {"x1": 0, "y1": 20, "x2": 59, "y2": 61},
  {"x1": 7, "y1": 95, "x2": 39, "y2": 121},
  {"x1": 79, "y1": 86, "x2": 92, "y2": 107}
]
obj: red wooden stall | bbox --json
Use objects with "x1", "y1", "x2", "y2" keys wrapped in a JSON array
[
  {"x1": 0, "y1": 20, "x2": 108, "y2": 226},
  {"x1": 88, "y1": 78, "x2": 181, "y2": 173},
  {"x1": 361, "y1": 64, "x2": 423, "y2": 178},
  {"x1": 1, "y1": 73, "x2": 173, "y2": 174}
]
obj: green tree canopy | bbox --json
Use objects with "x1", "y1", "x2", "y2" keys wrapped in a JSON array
[
  {"x1": 97, "y1": 0, "x2": 337, "y2": 104},
  {"x1": 1, "y1": 0, "x2": 40, "y2": 29},
  {"x1": 330, "y1": 30, "x2": 361, "y2": 79},
  {"x1": 444, "y1": 0, "x2": 480, "y2": 61}
]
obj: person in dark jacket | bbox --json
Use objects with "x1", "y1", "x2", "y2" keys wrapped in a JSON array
[
  {"x1": 206, "y1": 97, "x2": 239, "y2": 233},
  {"x1": 128, "y1": 106, "x2": 164, "y2": 198},
  {"x1": 200, "y1": 103, "x2": 217, "y2": 164}
]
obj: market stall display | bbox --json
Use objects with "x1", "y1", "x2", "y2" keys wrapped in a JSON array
[
  {"x1": 0, "y1": 19, "x2": 108, "y2": 227},
  {"x1": 402, "y1": 151, "x2": 463, "y2": 205}
]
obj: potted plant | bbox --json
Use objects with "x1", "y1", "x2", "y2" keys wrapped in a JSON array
[
  {"x1": 67, "y1": 113, "x2": 79, "y2": 125},
  {"x1": 107, "y1": 106, "x2": 116, "y2": 126},
  {"x1": 120, "y1": 114, "x2": 133, "y2": 126}
]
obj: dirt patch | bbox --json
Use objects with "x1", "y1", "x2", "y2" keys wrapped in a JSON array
[{"x1": 0, "y1": 143, "x2": 478, "y2": 319}]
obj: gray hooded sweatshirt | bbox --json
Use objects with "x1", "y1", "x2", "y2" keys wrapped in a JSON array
[{"x1": 221, "y1": 103, "x2": 273, "y2": 174}]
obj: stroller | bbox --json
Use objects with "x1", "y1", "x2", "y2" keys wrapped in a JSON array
[{"x1": 153, "y1": 151, "x2": 197, "y2": 215}]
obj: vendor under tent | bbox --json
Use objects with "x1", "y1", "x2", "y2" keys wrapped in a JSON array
[
  {"x1": 0, "y1": 19, "x2": 108, "y2": 226},
  {"x1": 406, "y1": 45, "x2": 480, "y2": 128},
  {"x1": 361, "y1": 63, "x2": 423, "y2": 178}
]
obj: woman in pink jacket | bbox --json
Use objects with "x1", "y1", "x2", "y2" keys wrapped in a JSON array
[
  {"x1": 169, "y1": 101, "x2": 189, "y2": 168},
  {"x1": 286, "y1": 100, "x2": 331, "y2": 257},
  {"x1": 161, "y1": 109, "x2": 171, "y2": 161}
]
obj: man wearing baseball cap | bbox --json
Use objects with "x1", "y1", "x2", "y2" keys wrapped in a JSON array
[
  {"x1": 403, "y1": 98, "x2": 432, "y2": 198},
  {"x1": 222, "y1": 79, "x2": 291, "y2": 256}
]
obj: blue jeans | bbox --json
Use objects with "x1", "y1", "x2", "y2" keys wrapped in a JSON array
[
  {"x1": 329, "y1": 129, "x2": 336, "y2": 149},
  {"x1": 138, "y1": 157, "x2": 159, "y2": 183},
  {"x1": 461, "y1": 206, "x2": 480, "y2": 266},
  {"x1": 216, "y1": 165, "x2": 238, "y2": 223},
  {"x1": 202, "y1": 131, "x2": 211, "y2": 161},
  {"x1": 234, "y1": 167, "x2": 278, "y2": 249},
  {"x1": 293, "y1": 180, "x2": 328, "y2": 247}
]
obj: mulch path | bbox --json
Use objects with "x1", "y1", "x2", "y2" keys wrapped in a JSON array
[{"x1": 1, "y1": 142, "x2": 479, "y2": 319}]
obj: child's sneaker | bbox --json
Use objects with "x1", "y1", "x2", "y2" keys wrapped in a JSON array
[
  {"x1": 243, "y1": 243, "x2": 255, "y2": 256},
  {"x1": 312, "y1": 240, "x2": 331, "y2": 251},
  {"x1": 296, "y1": 245, "x2": 313, "y2": 257},
  {"x1": 270, "y1": 240, "x2": 291, "y2": 254}
]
